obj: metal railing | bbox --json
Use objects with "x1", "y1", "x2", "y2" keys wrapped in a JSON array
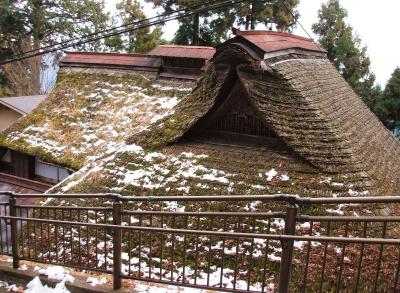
[{"x1": 1, "y1": 192, "x2": 400, "y2": 292}]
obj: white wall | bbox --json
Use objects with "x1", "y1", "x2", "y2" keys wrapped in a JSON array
[{"x1": 35, "y1": 159, "x2": 70, "y2": 182}]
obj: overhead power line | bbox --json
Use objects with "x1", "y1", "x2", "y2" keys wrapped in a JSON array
[
  {"x1": 1, "y1": 0, "x2": 252, "y2": 65},
  {"x1": 11, "y1": 0, "x2": 226, "y2": 59},
  {"x1": 277, "y1": 0, "x2": 323, "y2": 50}
]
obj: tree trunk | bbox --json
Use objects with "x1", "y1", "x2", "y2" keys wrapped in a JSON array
[
  {"x1": 250, "y1": 1, "x2": 255, "y2": 30},
  {"x1": 30, "y1": 0, "x2": 43, "y2": 94},
  {"x1": 245, "y1": 15, "x2": 250, "y2": 30},
  {"x1": 31, "y1": 40, "x2": 41, "y2": 94},
  {"x1": 192, "y1": 13, "x2": 199, "y2": 45},
  {"x1": 3, "y1": 39, "x2": 41, "y2": 95}
]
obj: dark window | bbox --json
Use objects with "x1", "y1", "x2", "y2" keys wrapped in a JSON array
[
  {"x1": 206, "y1": 81, "x2": 277, "y2": 138},
  {"x1": 213, "y1": 110, "x2": 277, "y2": 137}
]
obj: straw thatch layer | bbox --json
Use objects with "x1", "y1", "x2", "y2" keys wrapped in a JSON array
[
  {"x1": 133, "y1": 52, "x2": 400, "y2": 195},
  {"x1": 0, "y1": 68, "x2": 194, "y2": 169},
  {"x1": 266, "y1": 58, "x2": 400, "y2": 194}
]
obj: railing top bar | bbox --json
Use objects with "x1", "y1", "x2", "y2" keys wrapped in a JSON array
[
  {"x1": 1, "y1": 191, "x2": 400, "y2": 204},
  {"x1": 15, "y1": 204, "x2": 112, "y2": 211},
  {"x1": 116, "y1": 194, "x2": 298, "y2": 202},
  {"x1": 0, "y1": 192, "x2": 116, "y2": 199},
  {"x1": 301, "y1": 196, "x2": 400, "y2": 204},
  {"x1": 0, "y1": 192, "x2": 296, "y2": 202},
  {"x1": 2, "y1": 215, "x2": 400, "y2": 245},
  {"x1": 298, "y1": 215, "x2": 400, "y2": 222}
]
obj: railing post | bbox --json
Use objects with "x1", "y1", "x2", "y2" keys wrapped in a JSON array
[
  {"x1": 9, "y1": 196, "x2": 19, "y2": 269},
  {"x1": 278, "y1": 204, "x2": 298, "y2": 293},
  {"x1": 112, "y1": 200, "x2": 122, "y2": 290}
]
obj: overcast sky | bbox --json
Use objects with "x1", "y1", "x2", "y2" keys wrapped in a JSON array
[{"x1": 104, "y1": 0, "x2": 400, "y2": 87}]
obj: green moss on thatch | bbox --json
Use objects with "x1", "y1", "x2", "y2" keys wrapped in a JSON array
[
  {"x1": 130, "y1": 64, "x2": 232, "y2": 148},
  {"x1": 52, "y1": 139, "x2": 372, "y2": 198},
  {"x1": 0, "y1": 70, "x2": 193, "y2": 170}
]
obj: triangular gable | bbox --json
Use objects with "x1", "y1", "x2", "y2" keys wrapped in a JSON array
[{"x1": 184, "y1": 79, "x2": 292, "y2": 152}]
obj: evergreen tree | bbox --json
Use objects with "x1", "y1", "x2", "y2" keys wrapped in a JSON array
[
  {"x1": 173, "y1": 17, "x2": 217, "y2": 46},
  {"x1": 113, "y1": 0, "x2": 162, "y2": 53},
  {"x1": 0, "y1": 0, "x2": 26, "y2": 95},
  {"x1": 0, "y1": 0, "x2": 109, "y2": 95},
  {"x1": 312, "y1": 0, "x2": 376, "y2": 103},
  {"x1": 146, "y1": 0, "x2": 300, "y2": 46},
  {"x1": 21, "y1": 0, "x2": 109, "y2": 52},
  {"x1": 0, "y1": 0, "x2": 25, "y2": 60},
  {"x1": 381, "y1": 67, "x2": 400, "y2": 129}
]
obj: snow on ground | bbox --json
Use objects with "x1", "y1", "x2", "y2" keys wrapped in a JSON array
[
  {"x1": 33, "y1": 266, "x2": 74, "y2": 283},
  {"x1": 25, "y1": 277, "x2": 70, "y2": 293},
  {"x1": 18, "y1": 264, "x2": 28, "y2": 271},
  {"x1": 0, "y1": 280, "x2": 20, "y2": 292},
  {"x1": 86, "y1": 277, "x2": 107, "y2": 287},
  {"x1": 3, "y1": 263, "x2": 110, "y2": 292}
]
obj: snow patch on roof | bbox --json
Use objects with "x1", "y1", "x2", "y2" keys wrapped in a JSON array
[{"x1": 2, "y1": 72, "x2": 193, "y2": 171}]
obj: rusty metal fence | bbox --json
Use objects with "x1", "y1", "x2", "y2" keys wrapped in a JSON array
[{"x1": 1, "y1": 192, "x2": 400, "y2": 292}]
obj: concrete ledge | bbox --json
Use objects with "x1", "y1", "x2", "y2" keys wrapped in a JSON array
[
  {"x1": 0, "y1": 260, "x2": 213, "y2": 292},
  {"x1": 0, "y1": 261, "x2": 116, "y2": 292}
]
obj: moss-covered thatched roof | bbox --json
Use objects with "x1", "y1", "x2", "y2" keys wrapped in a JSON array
[
  {"x1": 2, "y1": 31, "x2": 399, "y2": 197},
  {"x1": 0, "y1": 68, "x2": 194, "y2": 170}
]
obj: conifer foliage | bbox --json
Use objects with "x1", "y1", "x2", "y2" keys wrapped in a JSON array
[
  {"x1": 107, "y1": 0, "x2": 162, "y2": 53},
  {"x1": 146, "y1": 0, "x2": 300, "y2": 46},
  {"x1": 312, "y1": 0, "x2": 376, "y2": 105},
  {"x1": 0, "y1": 0, "x2": 109, "y2": 95},
  {"x1": 378, "y1": 68, "x2": 400, "y2": 130}
]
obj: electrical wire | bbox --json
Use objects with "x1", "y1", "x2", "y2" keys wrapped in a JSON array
[
  {"x1": 277, "y1": 0, "x2": 323, "y2": 50},
  {"x1": 10, "y1": 0, "x2": 229, "y2": 59},
  {"x1": 1, "y1": 0, "x2": 250, "y2": 65}
]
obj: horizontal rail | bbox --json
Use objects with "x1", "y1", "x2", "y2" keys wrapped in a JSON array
[
  {"x1": 124, "y1": 275, "x2": 260, "y2": 293},
  {"x1": 301, "y1": 196, "x2": 400, "y2": 204},
  {"x1": 2, "y1": 215, "x2": 400, "y2": 245},
  {"x1": 15, "y1": 205, "x2": 112, "y2": 211},
  {"x1": 2, "y1": 191, "x2": 400, "y2": 205},
  {"x1": 122, "y1": 210, "x2": 286, "y2": 218},
  {"x1": 1, "y1": 192, "x2": 116, "y2": 199},
  {"x1": 297, "y1": 215, "x2": 400, "y2": 222}
]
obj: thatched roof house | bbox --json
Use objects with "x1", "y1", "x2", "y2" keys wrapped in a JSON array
[{"x1": 1, "y1": 31, "x2": 399, "y2": 197}]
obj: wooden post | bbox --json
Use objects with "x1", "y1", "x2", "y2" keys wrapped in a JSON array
[
  {"x1": 9, "y1": 197, "x2": 19, "y2": 269},
  {"x1": 278, "y1": 204, "x2": 297, "y2": 293},
  {"x1": 113, "y1": 201, "x2": 122, "y2": 290}
]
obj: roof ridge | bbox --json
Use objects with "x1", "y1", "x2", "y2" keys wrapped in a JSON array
[
  {"x1": 156, "y1": 44, "x2": 215, "y2": 50},
  {"x1": 64, "y1": 51, "x2": 152, "y2": 58},
  {"x1": 236, "y1": 30, "x2": 314, "y2": 42}
]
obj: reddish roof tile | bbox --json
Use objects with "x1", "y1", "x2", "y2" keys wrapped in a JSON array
[
  {"x1": 148, "y1": 45, "x2": 216, "y2": 60},
  {"x1": 60, "y1": 52, "x2": 160, "y2": 69},
  {"x1": 0, "y1": 173, "x2": 51, "y2": 193},
  {"x1": 236, "y1": 30, "x2": 325, "y2": 53}
]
